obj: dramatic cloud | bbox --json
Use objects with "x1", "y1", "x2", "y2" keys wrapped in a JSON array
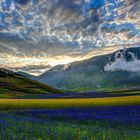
[
  {"x1": 0, "y1": 0, "x2": 139, "y2": 45},
  {"x1": 0, "y1": 0, "x2": 140, "y2": 74},
  {"x1": 13, "y1": 64, "x2": 52, "y2": 75}
]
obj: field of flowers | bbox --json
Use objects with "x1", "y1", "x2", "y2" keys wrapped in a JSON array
[
  {"x1": 0, "y1": 105, "x2": 140, "y2": 140},
  {"x1": 0, "y1": 95, "x2": 140, "y2": 109}
]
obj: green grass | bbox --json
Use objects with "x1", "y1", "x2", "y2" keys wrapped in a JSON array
[
  {"x1": 0, "y1": 95, "x2": 140, "y2": 109},
  {"x1": 0, "y1": 87, "x2": 10, "y2": 94},
  {"x1": 1, "y1": 117, "x2": 140, "y2": 140},
  {"x1": 96, "y1": 87, "x2": 140, "y2": 94},
  {"x1": 96, "y1": 87, "x2": 140, "y2": 93},
  {"x1": 0, "y1": 75, "x2": 63, "y2": 96},
  {"x1": 1, "y1": 108, "x2": 140, "y2": 140},
  {"x1": 127, "y1": 91, "x2": 140, "y2": 94}
]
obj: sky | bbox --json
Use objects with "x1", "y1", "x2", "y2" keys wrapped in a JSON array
[{"x1": 0, "y1": 0, "x2": 140, "y2": 75}]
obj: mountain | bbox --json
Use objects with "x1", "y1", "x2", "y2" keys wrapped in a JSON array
[
  {"x1": 0, "y1": 68, "x2": 62, "y2": 97},
  {"x1": 37, "y1": 47, "x2": 140, "y2": 91},
  {"x1": 16, "y1": 71, "x2": 36, "y2": 80}
]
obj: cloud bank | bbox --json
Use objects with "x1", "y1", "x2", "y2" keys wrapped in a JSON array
[
  {"x1": 104, "y1": 58, "x2": 140, "y2": 72},
  {"x1": 0, "y1": 0, "x2": 139, "y2": 47},
  {"x1": 104, "y1": 50, "x2": 140, "y2": 72}
]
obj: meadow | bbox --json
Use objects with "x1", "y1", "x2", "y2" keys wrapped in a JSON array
[
  {"x1": 0, "y1": 105, "x2": 140, "y2": 140},
  {"x1": 0, "y1": 82, "x2": 140, "y2": 139},
  {"x1": 0, "y1": 74, "x2": 62, "y2": 96}
]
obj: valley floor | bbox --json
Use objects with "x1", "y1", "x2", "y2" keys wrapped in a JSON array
[
  {"x1": 0, "y1": 95, "x2": 140, "y2": 109},
  {"x1": 0, "y1": 90, "x2": 140, "y2": 139},
  {"x1": 1, "y1": 87, "x2": 140, "y2": 99},
  {"x1": 0, "y1": 105, "x2": 140, "y2": 139}
]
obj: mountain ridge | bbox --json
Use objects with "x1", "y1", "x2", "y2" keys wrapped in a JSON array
[{"x1": 37, "y1": 47, "x2": 140, "y2": 91}]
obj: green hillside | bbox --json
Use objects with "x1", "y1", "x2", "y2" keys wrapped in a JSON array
[
  {"x1": 0, "y1": 68, "x2": 62, "y2": 98},
  {"x1": 37, "y1": 47, "x2": 140, "y2": 91}
]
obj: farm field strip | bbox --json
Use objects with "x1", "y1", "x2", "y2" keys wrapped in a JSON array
[{"x1": 0, "y1": 95, "x2": 140, "y2": 109}]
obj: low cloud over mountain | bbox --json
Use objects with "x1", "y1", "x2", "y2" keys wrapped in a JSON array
[{"x1": 104, "y1": 49, "x2": 140, "y2": 72}]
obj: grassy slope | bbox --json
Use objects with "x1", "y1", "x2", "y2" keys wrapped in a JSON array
[
  {"x1": 0, "y1": 74, "x2": 62, "y2": 97},
  {"x1": 38, "y1": 47, "x2": 140, "y2": 91},
  {"x1": 96, "y1": 87, "x2": 140, "y2": 93},
  {"x1": 0, "y1": 95, "x2": 140, "y2": 109}
]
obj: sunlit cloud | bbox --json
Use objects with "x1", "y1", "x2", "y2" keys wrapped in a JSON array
[
  {"x1": 0, "y1": 0, "x2": 139, "y2": 75},
  {"x1": 1, "y1": 43, "x2": 139, "y2": 75}
]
